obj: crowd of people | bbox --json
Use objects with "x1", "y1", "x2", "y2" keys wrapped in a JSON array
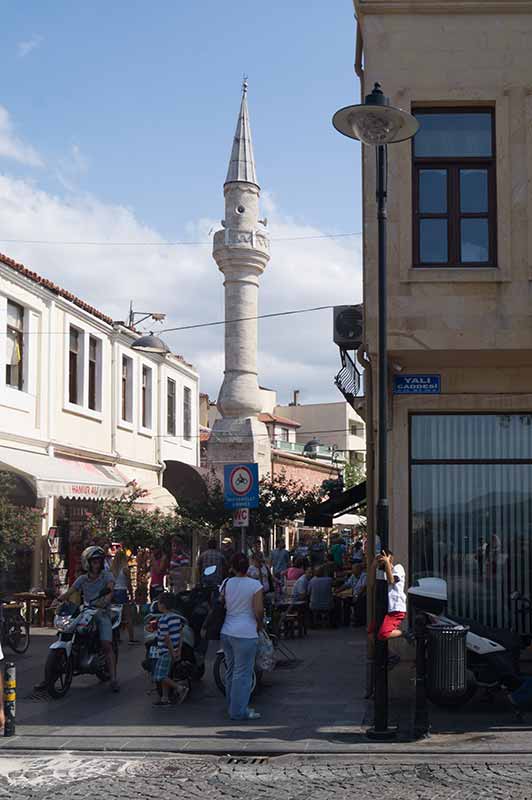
[{"x1": 39, "y1": 531, "x2": 400, "y2": 722}]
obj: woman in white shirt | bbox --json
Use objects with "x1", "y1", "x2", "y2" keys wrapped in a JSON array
[{"x1": 221, "y1": 552, "x2": 264, "y2": 721}]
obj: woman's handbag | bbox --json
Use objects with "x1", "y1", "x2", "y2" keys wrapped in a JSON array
[
  {"x1": 255, "y1": 629, "x2": 275, "y2": 672},
  {"x1": 204, "y1": 579, "x2": 229, "y2": 641}
]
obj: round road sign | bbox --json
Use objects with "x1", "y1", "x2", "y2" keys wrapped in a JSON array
[{"x1": 229, "y1": 465, "x2": 253, "y2": 496}]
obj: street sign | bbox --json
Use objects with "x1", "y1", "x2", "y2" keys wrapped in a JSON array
[
  {"x1": 224, "y1": 463, "x2": 259, "y2": 509},
  {"x1": 233, "y1": 508, "x2": 250, "y2": 527},
  {"x1": 393, "y1": 374, "x2": 441, "y2": 395}
]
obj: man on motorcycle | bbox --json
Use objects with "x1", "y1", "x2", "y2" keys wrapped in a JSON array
[{"x1": 58, "y1": 546, "x2": 119, "y2": 692}]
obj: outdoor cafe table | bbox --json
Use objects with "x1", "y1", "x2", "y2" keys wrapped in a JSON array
[{"x1": 12, "y1": 592, "x2": 47, "y2": 627}]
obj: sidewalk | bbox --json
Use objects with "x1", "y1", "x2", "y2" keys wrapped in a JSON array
[{"x1": 2, "y1": 625, "x2": 532, "y2": 754}]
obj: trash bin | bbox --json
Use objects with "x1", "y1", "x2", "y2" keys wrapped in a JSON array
[{"x1": 426, "y1": 623, "x2": 469, "y2": 702}]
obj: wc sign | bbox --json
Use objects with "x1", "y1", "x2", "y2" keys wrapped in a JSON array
[
  {"x1": 233, "y1": 508, "x2": 250, "y2": 528},
  {"x1": 393, "y1": 374, "x2": 441, "y2": 395}
]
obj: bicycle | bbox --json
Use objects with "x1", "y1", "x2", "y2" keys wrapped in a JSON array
[{"x1": 1, "y1": 602, "x2": 31, "y2": 654}]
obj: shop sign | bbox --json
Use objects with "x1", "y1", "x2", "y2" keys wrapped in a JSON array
[{"x1": 393, "y1": 374, "x2": 441, "y2": 395}]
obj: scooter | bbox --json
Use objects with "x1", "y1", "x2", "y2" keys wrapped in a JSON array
[
  {"x1": 409, "y1": 577, "x2": 532, "y2": 708},
  {"x1": 142, "y1": 587, "x2": 211, "y2": 684},
  {"x1": 44, "y1": 596, "x2": 122, "y2": 698}
]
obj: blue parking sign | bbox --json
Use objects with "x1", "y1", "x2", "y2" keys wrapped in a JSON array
[{"x1": 224, "y1": 463, "x2": 259, "y2": 509}]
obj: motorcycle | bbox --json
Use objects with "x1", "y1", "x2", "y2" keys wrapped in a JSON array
[
  {"x1": 408, "y1": 577, "x2": 532, "y2": 708},
  {"x1": 44, "y1": 595, "x2": 122, "y2": 698},
  {"x1": 142, "y1": 586, "x2": 211, "y2": 686}
]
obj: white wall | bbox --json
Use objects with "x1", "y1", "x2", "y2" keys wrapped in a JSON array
[
  {"x1": 0, "y1": 263, "x2": 200, "y2": 472},
  {"x1": 275, "y1": 401, "x2": 366, "y2": 457}
]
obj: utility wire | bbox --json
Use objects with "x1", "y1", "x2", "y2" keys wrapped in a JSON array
[
  {"x1": 0, "y1": 231, "x2": 361, "y2": 247},
  {"x1": 157, "y1": 425, "x2": 365, "y2": 441},
  {"x1": 8, "y1": 304, "x2": 337, "y2": 335}
]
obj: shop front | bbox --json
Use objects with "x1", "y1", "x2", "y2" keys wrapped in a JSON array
[
  {"x1": 409, "y1": 413, "x2": 532, "y2": 635},
  {"x1": 0, "y1": 445, "x2": 128, "y2": 593}
]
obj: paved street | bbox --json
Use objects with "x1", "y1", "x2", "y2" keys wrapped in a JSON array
[
  {"x1": 0, "y1": 625, "x2": 369, "y2": 753},
  {"x1": 4, "y1": 753, "x2": 532, "y2": 800},
  {"x1": 4, "y1": 624, "x2": 532, "y2": 755}
]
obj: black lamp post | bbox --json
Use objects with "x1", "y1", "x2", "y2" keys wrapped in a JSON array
[{"x1": 333, "y1": 83, "x2": 419, "y2": 738}]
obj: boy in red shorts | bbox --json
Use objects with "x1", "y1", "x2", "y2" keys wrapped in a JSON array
[{"x1": 366, "y1": 551, "x2": 407, "y2": 696}]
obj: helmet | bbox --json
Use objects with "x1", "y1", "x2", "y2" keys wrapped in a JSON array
[{"x1": 81, "y1": 546, "x2": 106, "y2": 573}]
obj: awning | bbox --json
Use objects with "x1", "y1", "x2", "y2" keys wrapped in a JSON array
[
  {"x1": 118, "y1": 466, "x2": 177, "y2": 512},
  {"x1": 304, "y1": 480, "x2": 367, "y2": 527},
  {"x1": 0, "y1": 445, "x2": 127, "y2": 500}
]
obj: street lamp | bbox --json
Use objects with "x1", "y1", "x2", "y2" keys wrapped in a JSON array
[
  {"x1": 128, "y1": 306, "x2": 170, "y2": 355},
  {"x1": 131, "y1": 333, "x2": 170, "y2": 355},
  {"x1": 333, "y1": 83, "x2": 419, "y2": 739}
]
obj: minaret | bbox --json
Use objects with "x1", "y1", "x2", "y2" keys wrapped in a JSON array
[{"x1": 209, "y1": 81, "x2": 272, "y2": 476}]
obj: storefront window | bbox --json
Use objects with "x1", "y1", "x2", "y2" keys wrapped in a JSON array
[{"x1": 411, "y1": 414, "x2": 532, "y2": 632}]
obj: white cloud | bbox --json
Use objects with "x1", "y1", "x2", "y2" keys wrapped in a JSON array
[
  {"x1": 0, "y1": 173, "x2": 361, "y2": 404},
  {"x1": 17, "y1": 35, "x2": 42, "y2": 59},
  {"x1": 56, "y1": 144, "x2": 89, "y2": 191},
  {"x1": 0, "y1": 107, "x2": 43, "y2": 167}
]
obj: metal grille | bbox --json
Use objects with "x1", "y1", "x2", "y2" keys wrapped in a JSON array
[{"x1": 334, "y1": 348, "x2": 361, "y2": 409}]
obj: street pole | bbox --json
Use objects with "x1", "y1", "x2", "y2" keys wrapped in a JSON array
[
  {"x1": 369, "y1": 142, "x2": 396, "y2": 738},
  {"x1": 332, "y1": 80, "x2": 419, "y2": 743}
]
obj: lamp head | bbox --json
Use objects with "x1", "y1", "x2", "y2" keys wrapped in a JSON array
[
  {"x1": 332, "y1": 82, "x2": 419, "y2": 145},
  {"x1": 131, "y1": 333, "x2": 170, "y2": 355}
]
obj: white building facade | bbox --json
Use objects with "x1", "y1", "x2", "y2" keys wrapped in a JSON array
[{"x1": 0, "y1": 253, "x2": 199, "y2": 592}]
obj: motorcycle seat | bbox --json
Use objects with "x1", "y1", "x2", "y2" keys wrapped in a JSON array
[{"x1": 455, "y1": 615, "x2": 521, "y2": 652}]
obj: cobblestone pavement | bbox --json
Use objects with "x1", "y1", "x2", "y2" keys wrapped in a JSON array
[{"x1": 3, "y1": 754, "x2": 532, "y2": 800}]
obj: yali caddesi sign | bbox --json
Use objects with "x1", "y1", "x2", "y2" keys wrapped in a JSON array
[{"x1": 393, "y1": 374, "x2": 441, "y2": 395}]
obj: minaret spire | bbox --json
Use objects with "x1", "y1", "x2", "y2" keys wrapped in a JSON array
[
  {"x1": 225, "y1": 78, "x2": 258, "y2": 187},
  {"x1": 209, "y1": 82, "x2": 271, "y2": 477}
]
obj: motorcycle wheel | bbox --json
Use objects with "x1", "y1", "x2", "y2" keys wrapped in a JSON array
[
  {"x1": 213, "y1": 652, "x2": 259, "y2": 697},
  {"x1": 6, "y1": 617, "x2": 30, "y2": 654},
  {"x1": 182, "y1": 643, "x2": 205, "y2": 681},
  {"x1": 45, "y1": 650, "x2": 73, "y2": 698}
]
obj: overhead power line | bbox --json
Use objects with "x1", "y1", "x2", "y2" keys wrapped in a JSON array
[
  {"x1": 11, "y1": 304, "x2": 338, "y2": 335},
  {"x1": 0, "y1": 231, "x2": 361, "y2": 247}
]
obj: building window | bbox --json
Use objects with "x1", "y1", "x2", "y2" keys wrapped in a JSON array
[
  {"x1": 412, "y1": 109, "x2": 496, "y2": 267},
  {"x1": 68, "y1": 326, "x2": 83, "y2": 405},
  {"x1": 279, "y1": 427, "x2": 289, "y2": 442},
  {"x1": 6, "y1": 300, "x2": 24, "y2": 390},
  {"x1": 411, "y1": 414, "x2": 532, "y2": 634},
  {"x1": 121, "y1": 355, "x2": 133, "y2": 423},
  {"x1": 167, "y1": 378, "x2": 176, "y2": 436},
  {"x1": 141, "y1": 365, "x2": 153, "y2": 429},
  {"x1": 183, "y1": 386, "x2": 191, "y2": 441},
  {"x1": 88, "y1": 336, "x2": 101, "y2": 411},
  {"x1": 350, "y1": 422, "x2": 365, "y2": 437}
]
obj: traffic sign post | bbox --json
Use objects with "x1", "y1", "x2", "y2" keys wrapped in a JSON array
[{"x1": 224, "y1": 463, "x2": 259, "y2": 510}]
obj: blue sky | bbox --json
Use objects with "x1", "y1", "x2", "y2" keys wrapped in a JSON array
[{"x1": 0, "y1": 1, "x2": 363, "y2": 403}]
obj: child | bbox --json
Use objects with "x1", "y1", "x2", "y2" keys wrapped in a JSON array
[
  {"x1": 370, "y1": 551, "x2": 407, "y2": 642},
  {"x1": 152, "y1": 593, "x2": 189, "y2": 706},
  {"x1": 366, "y1": 551, "x2": 407, "y2": 695}
]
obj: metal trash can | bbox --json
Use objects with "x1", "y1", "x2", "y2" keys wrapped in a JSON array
[{"x1": 426, "y1": 623, "x2": 469, "y2": 700}]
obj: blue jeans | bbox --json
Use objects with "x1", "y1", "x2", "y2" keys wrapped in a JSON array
[{"x1": 221, "y1": 634, "x2": 258, "y2": 720}]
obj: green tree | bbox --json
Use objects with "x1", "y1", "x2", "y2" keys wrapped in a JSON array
[
  {"x1": 173, "y1": 470, "x2": 321, "y2": 541},
  {"x1": 0, "y1": 472, "x2": 41, "y2": 571},
  {"x1": 254, "y1": 472, "x2": 321, "y2": 536},
  {"x1": 344, "y1": 460, "x2": 366, "y2": 489},
  {"x1": 85, "y1": 482, "x2": 180, "y2": 551}
]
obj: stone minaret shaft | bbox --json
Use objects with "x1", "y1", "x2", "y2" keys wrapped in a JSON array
[{"x1": 213, "y1": 82, "x2": 270, "y2": 419}]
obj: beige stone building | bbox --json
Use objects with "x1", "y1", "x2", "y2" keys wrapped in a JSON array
[{"x1": 354, "y1": 0, "x2": 532, "y2": 632}]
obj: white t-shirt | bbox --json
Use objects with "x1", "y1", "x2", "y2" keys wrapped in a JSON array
[
  {"x1": 221, "y1": 576, "x2": 262, "y2": 639},
  {"x1": 388, "y1": 563, "x2": 407, "y2": 613}
]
